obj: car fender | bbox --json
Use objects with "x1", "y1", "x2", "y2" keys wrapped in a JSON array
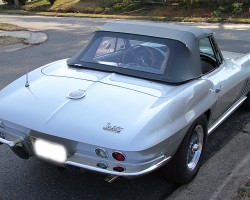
[
  {"x1": 236, "y1": 53, "x2": 250, "y2": 68},
  {"x1": 134, "y1": 79, "x2": 216, "y2": 157}
]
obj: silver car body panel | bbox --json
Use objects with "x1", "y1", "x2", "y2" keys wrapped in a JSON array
[{"x1": 0, "y1": 24, "x2": 250, "y2": 177}]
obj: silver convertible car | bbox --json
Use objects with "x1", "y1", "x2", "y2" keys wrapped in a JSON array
[{"x1": 0, "y1": 21, "x2": 250, "y2": 184}]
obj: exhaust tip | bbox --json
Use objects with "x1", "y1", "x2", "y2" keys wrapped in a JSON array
[{"x1": 104, "y1": 175, "x2": 119, "y2": 183}]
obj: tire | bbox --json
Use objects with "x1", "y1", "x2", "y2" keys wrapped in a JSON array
[{"x1": 162, "y1": 115, "x2": 207, "y2": 184}]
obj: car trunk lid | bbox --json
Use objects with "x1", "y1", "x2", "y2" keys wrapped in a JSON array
[{"x1": 41, "y1": 60, "x2": 168, "y2": 98}]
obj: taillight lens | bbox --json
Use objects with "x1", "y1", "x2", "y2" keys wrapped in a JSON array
[
  {"x1": 95, "y1": 148, "x2": 108, "y2": 158},
  {"x1": 112, "y1": 152, "x2": 126, "y2": 161},
  {"x1": 113, "y1": 166, "x2": 125, "y2": 172}
]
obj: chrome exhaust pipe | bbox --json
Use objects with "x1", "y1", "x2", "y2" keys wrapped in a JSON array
[{"x1": 104, "y1": 175, "x2": 119, "y2": 183}]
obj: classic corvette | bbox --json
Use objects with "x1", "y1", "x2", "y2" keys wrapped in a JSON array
[{"x1": 0, "y1": 21, "x2": 250, "y2": 184}]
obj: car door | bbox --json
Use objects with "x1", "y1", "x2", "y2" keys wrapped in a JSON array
[{"x1": 200, "y1": 36, "x2": 246, "y2": 127}]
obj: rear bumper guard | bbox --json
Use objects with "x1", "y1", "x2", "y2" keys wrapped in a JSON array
[
  {"x1": 0, "y1": 137, "x2": 22, "y2": 147},
  {"x1": 0, "y1": 127, "x2": 25, "y2": 147}
]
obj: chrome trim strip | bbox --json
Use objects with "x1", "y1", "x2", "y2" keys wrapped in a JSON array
[
  {"x1": 208, "y1": 97, "x2": 246, "y2": 135},
  {"x1": 65, "y1": 155, "x2": 171, "y2": 177}
]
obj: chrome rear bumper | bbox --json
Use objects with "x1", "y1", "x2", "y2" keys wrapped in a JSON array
[
  {"x1": 0, "y1": 126, "x2": 171, "y2": 177},
  {"x1": 66, "y1": 154, "x2": 171, "y2": 177}
]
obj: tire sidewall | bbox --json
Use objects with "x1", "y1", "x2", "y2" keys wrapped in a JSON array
[
  {"x1": 163, "y1": 114, "x2": 208, "y2": 184},
  {"x1": 183, "y1": 115, "x2": 207, "y2": 181}
]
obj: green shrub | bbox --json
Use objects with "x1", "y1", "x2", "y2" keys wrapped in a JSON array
[
  {"x1": 214, "y1": 5, "x2": 227, "y2": 16},
  {"x1": 214, "y1": 2, "x2": 243, "y2": 16},
  {"x1": 231, "y1": 3, "x2": 243, "y2": 16}
]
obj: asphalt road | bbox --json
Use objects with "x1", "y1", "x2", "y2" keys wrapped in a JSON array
[{"x1": 0, "y1": 15, "x2": 250, "y2": 200}]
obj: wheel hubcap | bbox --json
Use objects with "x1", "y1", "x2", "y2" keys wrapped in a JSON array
[
  {"x1": 192, "y1": 144, "x2": 199, "y2": 152},
  {"x1": 187, "y1": 125, "x2": 204, "y2": 171}
]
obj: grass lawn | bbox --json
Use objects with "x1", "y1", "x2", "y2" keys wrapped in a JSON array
[
  {"x1": 0, "y1": 36, "x2": 25, "y2": 46},
  {"x1": 0, "y1": 0, "x2": 249, "y2": 23},
  {"x1": 23, "y1": 0, "x2": 51, "y2": 11},
  {"x1": 237, "y1": 180, "x2": 250, "y2": 199},
  {"x1": 0, "y1": 23, "x2": 26, "y2": 31},
  {"x1": 0, "y1": 23, "x2": 26, "y2": 46}
]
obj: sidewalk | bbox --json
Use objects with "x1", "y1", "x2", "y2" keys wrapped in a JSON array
[
  {"x1": 168, "y1": 124, "x2": 250, "y2": 200},
  {"x1": 0, "y1": 30, "x2": 47, "y2": 53}
]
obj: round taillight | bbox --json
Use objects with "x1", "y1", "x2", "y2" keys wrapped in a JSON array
[
  {"x1": 97, "y1": 162, "x2": 108, "y2": 169},
  {"x1": 113, "y1": 166, "x2": 125, "y2": 172},
  {"x1": 95, "y1": 148, "x2": 108, "y2": 158},
  {"x1": 112, "y1": 152, "x2": 126, "y2": 161}
]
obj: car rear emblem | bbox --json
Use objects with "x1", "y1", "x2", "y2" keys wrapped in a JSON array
[
  {"x1": 103, "y1": 123, "x2": 123, "y2": 133},
  {"x1": 68, "y1": 90, "x2": 86, "y2": 100}
]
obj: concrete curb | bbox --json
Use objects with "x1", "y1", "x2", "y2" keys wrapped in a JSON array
[
  {"x1": 0, "y1": 43, "x2": 30, "y2": 54},
  {"x1": 0, "y1": 30, "x2": 47, "y2": 53},
  {"x1": 24, "y1": 31, "x2": 48, "y2": 45},
  {"x1": 167, "y1": 128, "x2": 250, "y2": 200}
]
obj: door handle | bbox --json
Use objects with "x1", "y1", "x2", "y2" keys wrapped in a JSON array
[{"x1": 215, "y1": 86, "x2": 223, "y2": 93}]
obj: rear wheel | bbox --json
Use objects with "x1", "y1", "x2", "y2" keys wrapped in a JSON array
[{"x1": 162, "y1": 115, "x2": 207, "y2": 184}]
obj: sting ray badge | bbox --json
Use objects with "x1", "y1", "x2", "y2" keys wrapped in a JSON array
[{"x1": 103, "y1": 123, "x2": 124, "y2": 133}]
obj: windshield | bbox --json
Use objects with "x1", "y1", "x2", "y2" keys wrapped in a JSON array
[{"x1": 80, "y1": 32, "x2": 169, "y2": 75}]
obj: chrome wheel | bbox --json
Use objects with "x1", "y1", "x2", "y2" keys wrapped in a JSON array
[
  {"x1": 187, "y1": 125, "x2": 204, "y2": 171},
  {"x1": 163, "y1": 115, "x2": 207, "y2": 184}
]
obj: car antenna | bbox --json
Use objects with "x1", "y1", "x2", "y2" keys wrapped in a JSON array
[
  {"x1": 25, "y1": 58, "x2": 29, "y2": 87},
  {"x1": 25, "y1": 73, "x2": 29, "y2": 87}
]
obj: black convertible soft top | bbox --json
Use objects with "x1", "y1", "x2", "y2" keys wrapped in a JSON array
[
  {"x1": 101, "y1": 21, "x2": 212, "y2": 51},
  {"x1": 67, "y1": 21, "x2": 213, "y2": 83}
]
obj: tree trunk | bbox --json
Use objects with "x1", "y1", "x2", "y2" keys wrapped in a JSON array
[{"x1": 14, "y1": 0, "x2": 20, "y2": 9}]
